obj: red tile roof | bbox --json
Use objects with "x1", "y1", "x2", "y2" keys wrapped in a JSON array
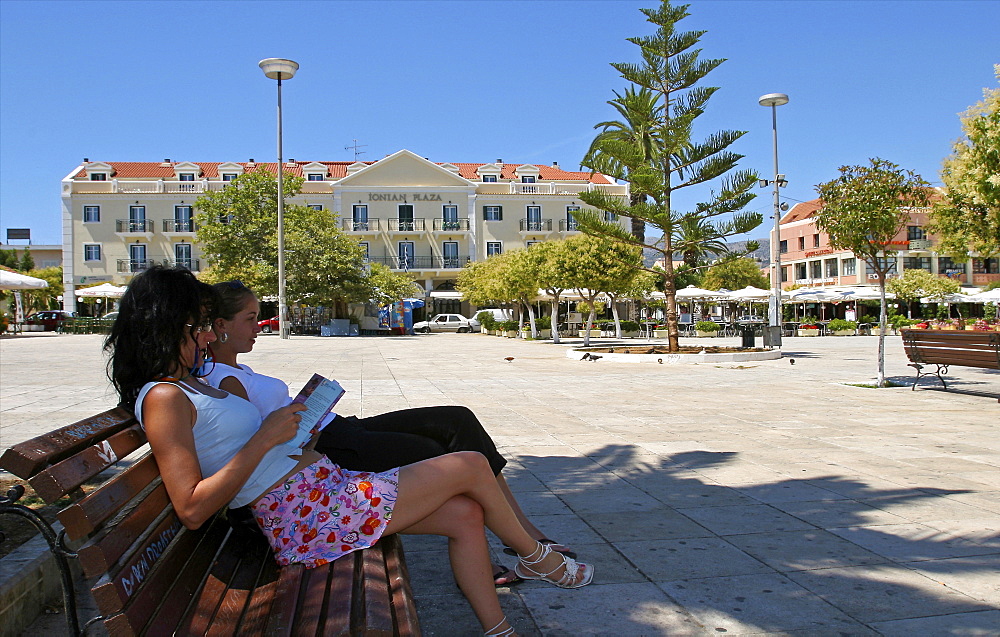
[
  {"x1": 74, "y1": 160, "x2": 612, "y2": 184},
  {"x1": 780, "y1": 188, "x2": 942, "y2": 224}
]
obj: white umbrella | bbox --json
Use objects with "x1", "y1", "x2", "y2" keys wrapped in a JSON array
[
  {"x1": 726, "y1": 286, "x2": 772, "y2": 301},
  {"x1": 962, "y1": 288, "x2": 1000, "y2": 303},
  {"x1": 674, "y1": 285, "x2": 724, "y2": 299},
  {"x1": 0, "y1": 269, "x2": 49, "y2": 290},
  {"x1": 77, "y1": 283, "x2": 127, "y2": 298},
  {"x1": 834, "y1": 286, "x2": 893, "y2": 301}
]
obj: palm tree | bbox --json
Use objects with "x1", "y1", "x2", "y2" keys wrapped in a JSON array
[
  {"x1": 673, "y1": 216, "x2": 728, "y2": 267},
  {"x1": 582, "y1": 85, "x2": 663, "y2": 242}
]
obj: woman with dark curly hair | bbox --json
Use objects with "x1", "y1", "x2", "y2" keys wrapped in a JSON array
[{"x1": 106, "y1": 266, "x2": 592, "y2": 637}]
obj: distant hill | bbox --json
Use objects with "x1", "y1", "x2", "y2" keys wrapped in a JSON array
[{"x1": 641, "y1": 237, "x2": 770, "y2": 268}]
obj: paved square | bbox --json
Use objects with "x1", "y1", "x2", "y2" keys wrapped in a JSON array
[{"x1": 2, "y1": 331, "x2": 998, "y2": 635}]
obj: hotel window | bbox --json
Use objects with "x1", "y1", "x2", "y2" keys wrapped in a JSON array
[
  {"x1": 83, "y1": 205, "x2": 100, "y2": 223},
  {"x1": 604, "y1": 210, "x2": 618, "y2": 222},
  {"x1": 483, "y1": 205, "x2": 502, "y2": 221},
  {"x1": 398, "y1": 241, "x2": 415, "y2": 269},
  {"x1": 359, "y1": 242, "x2": 369, "y2": 260},
  {"x1": 442, "y1": 204, "x2": 460, "y2": 230},
  {"x1": 825, "y1": 258, "x2": 838, "y2": 277},
  {"x1": 222, "y1": 173, "x2": 238, "y2": 181},
  {"x1": 443, "y1": 241, "x2": 460, "y2": 268},
  {"x1": 810, "y1": 261, "x2": 822, "y2": 279},
  {"x1": 129, "y1": 205, "x2": 147, "y2": 232},
  {"x1": 90, "y1": 173, "x2": 107, "y2": 181},
  {"x1": 526, "y1": 206, "x2": 542, "y2": 230},
  {"x1": 795, "y1": 263, "x2": 807, "y2": 280},
  {"x1": 526, "y1": 241, "x2": 541, "y2": 248},
  {"x1": 521, "y1": 175, "x2": 536, "y2": 183},
  {"x1": 175, "y1": 243, "x2": 193, "y2": 270},
  {"x1": 482, "y1": 175, "x2": 497, "y2": 183},
  {"x1": 866, "y1": 256, "x2": 897, "y2": 274},
  {"x1": 397, "y1": 204, "x2": 415, "y2": 231},
  {"x1": 129, "y1": 244, "x2": 148, "y2": 271},
  {"x1": 352, "y1": 205, "x2": 369, "y2": 230},
  {"x1": 842, "y1": 258, "x2": 856, "y2": 276},
  {"x1": 174, "y1": 205, "x2": 194, "y2": 232},
  {"x1": 486, "y1": 241, "x2": 502, "y2": 257},
  {"x1": 307, "y1": 174, "x2": 324, "y2": 181},
  {"x1": 178, "y1": 173, "x2": 195, "y2": 182},
  {"x1": 903, "y1": 256, "x2": 931, "y2": 271},
  {"x1": 937, "y1": 256, "x2": 965, "y2": 275},
  {"x1": 797, "y1": 236, "x2": 805, "y2": 250},
  {"x1": 566, "y1": 206, "x2": 579, "y2": 230},
  {"x1": 907, "y1": 225, "x2": 926, "y2": 240},
  {"x1": 779, "y1": 240, "x2": 787, "y2": 254},
  {"x1": 813, "y1": 234, "x2": 821, "y2": 248},
  {"x1": 83, "y1": 244, "x2": 102, "y2": 261},
  {"x1": 780, "y1": 266, "x2": 788, "y2": 283},
  {"x1": 308, "y1": 204, "x2": 324, "y2": 211}
]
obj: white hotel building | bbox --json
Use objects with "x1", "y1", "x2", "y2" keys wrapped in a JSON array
[{"x1": 61, "y1": 149, "x2": 628, "y2": 314}]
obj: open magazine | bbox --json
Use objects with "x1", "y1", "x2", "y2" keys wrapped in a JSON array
[{"x1": 287, "y1": 374, "x2": 346, "y2": 453}]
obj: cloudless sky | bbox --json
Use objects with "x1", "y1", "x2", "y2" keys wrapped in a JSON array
[{"x1": 1, "y1": 0, "x2": 997, "y2": 246}]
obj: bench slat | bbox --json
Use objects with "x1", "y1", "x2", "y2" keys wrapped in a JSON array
[
  {"x1": 265, "y1": 563, "x2": 306, "y2": 636},
  {"x1": 238, "y1": 557, "x2": 282, "y2": 634},
  {"x1": 211, "y1": 537, "x2": 275, "y2": 635},
  {"x1": 325, "y1": 549, "x2": 359, "y2": 636},
  {"x1": 296, "y1": 561, "x2": 334, "y2": 634},
  {"x1": 384, "y1": 536, "x2": 421, "y2": 637},
  {"x1": 58, "y1": 452, "x2": 160, "y2": 541},
  {"x1": 179, "y1": 529, "x2": 246, "y2": 635},
  {"x1": 361, "y1": 543, "x2": 396, "y2": 636},
  {"x1": 78, "y1": 482, "x2": 171, "y2": 576},
  {"x1": 28, "y1": 424, "x2": 147, "y2": 503},
  {"x1": 0, "y1": 407, "x2": 135, "y2": 479}
]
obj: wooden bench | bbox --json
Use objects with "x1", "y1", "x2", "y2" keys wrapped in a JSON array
[
  {"x1": 0, "y1": 407, "x2": 421, "y2": 636},
  {"x1": 901, "y1": 328, "x2": 1000, "y2": 398}
]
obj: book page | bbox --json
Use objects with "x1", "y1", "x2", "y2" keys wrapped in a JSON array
[{"x1": 287, "y1": 374, "x2": 345, "y2": 452}]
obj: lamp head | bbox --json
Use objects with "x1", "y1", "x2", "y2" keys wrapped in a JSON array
[
  {"x1": 259, "y1": 58, "x2": 299, "y2": 81},
  {"x1": 758, "y1": 93, "x2": 789, "y2": 107}
]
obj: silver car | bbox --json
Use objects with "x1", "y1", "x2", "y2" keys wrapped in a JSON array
[{"x1": 413, "y1": 313, "x2": 480, "y2": 333}]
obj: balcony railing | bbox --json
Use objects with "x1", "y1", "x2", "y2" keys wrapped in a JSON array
[
  {"x1": 117, "y1": 259, "x2": 157, "y2": 273},
  {"x1": 366, "y1": 256, "x2": 470, "y2": 270},
  {"x1": 519, "y1": 219, "x2": 553, "y2": 232},
  {"x1": 342, "y1": 219, "x2": 381, "y2": 232},
  {"x1": 171, "y1": 259, "x2": 200, "y2": 271},
  {"x1": 432, "y1": 218, "x2": 470, "y2": 231},
  {"x1": 116, "y1": 219, "x2": 154, "y2": 233},
  {"x1": 908, "y1": 239, "x2": 933, "y2": 250},
  {"x1": 559, "y1": 219, "x2": 580, "y2": 231},
  {"x1": 387, "y1": 218, "x2": 426, "y2": 232},
  {"x1": 163, "y1": 219, "x2": 197, "y2": 232}
]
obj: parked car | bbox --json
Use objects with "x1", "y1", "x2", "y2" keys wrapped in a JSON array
[
  {"x1": 413, "y1": 313, "x2": 480, "y2": 333},
  {"x1": 474, "y1": 308, "x2": 513, "y2": 323},
  {"x1": 101, "y1": 312, "x2": 119, "y2": 321},
  {"x1": 24, "y1": 310, "x2": 78, "y2": 331},
  {"x1": 258, "y1": 316, "x2": 279, "y2": 333}
]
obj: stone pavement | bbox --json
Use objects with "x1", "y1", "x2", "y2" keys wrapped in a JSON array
[{"x1": 1, "y1": 331, "x2": 998, "y2": 635}]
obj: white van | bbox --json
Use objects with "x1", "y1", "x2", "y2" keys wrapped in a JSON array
[{"x1": 474, "y1": 308, "x2": 513, "y2": 322}]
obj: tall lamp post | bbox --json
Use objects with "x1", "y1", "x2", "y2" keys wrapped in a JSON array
[
  {"x1": 259, "y1": 58, "x2": 299, "y2": 339},
  {"x1": 758, "y1": 92, "x2": 788, "y2": 348}
]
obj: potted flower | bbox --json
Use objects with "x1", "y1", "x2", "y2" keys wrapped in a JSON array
[
  {"x1": 619, "y1": 320, "x2": 640, "y2": 338},
  {"x1": 695, "y1": 320, "x2": 721, "y2": 337},
  {"x1": 653, "y1": 324, "x2": 670, "y2": 338},
  {"x1": 797, "y1": 323, "x2": 820, "y2": 336},
  {"x1": 827, "y1": 318, "x2": 857, "y2": 336},
  {"x1": 578, "y1": 323, "x2": 601, "y2": 338},
  {"x1": 521, "y1": 316, "x2": 552, "y2": 339},
  {"x1": 476, "y1": 311, "x2": 496, "y2": 335}
]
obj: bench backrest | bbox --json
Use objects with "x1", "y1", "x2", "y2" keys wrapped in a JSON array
[{"x1": 901, "y1": 329, "x2": 1000, "y2": 370}]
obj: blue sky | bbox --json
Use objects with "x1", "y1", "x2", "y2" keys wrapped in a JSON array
[{"x1": 1, "y1": 0, "x2": 997, "y2": 247}]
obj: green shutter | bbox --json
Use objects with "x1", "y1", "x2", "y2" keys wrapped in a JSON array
[{"x1": 498, "y1": 205, "x2": 503, "y2": 221}]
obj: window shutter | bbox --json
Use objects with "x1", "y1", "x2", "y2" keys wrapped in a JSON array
[{"x1": 497, "y1": 205, "x2": 503, "y2": 220}]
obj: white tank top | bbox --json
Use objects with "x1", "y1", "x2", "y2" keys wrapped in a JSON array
[
  {"x1": 203, "y1": 362, "x2": 337, "y2": 426},
  {"x1": 135, "y1": 380, "x2": 301, "y2": 508}
]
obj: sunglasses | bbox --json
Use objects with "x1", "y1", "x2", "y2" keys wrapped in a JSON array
[{"x1": 185, "y1": 318, "x2": 215, "y2": 333}]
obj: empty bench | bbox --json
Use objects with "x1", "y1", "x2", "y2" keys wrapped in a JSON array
[
  {"x1": 0, "y1": 407, "x2": 420, "y2": 636},
  {"x1": 901, "y1": 328, "x2": 1000, "y2": 398}
]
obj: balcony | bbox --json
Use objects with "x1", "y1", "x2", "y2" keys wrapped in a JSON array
[
  {"x1": 117, "y1": 259, "x2": 157, "y2": 273},
  {"x1": 559, "y1": 219, "x2": 580, "y2": 232},
  {"x1": 519, "y1": 219, "x2": 553, "y2": 233},
  {"x1": 171, "y1": 259, "x2": 200, "y2": 271},
  {"x1": 386, "y1": 218, "x2": 426, "y2": 233},
  {"x1": 474, "y1": 181, "x2": 630, "y2": 197},
  {"x1": 342, "y1": 219, "x2": 381, "y2": 233},
  {"x1": 908, "y1": 239, "x2": 933, "y2": 250},
  {"x1": 432, "y1": 218, "x2": 470, "y2": 232},
  {"x1": 366, "y1": 256, "x2": 470, "y2": 270},
  {"x1": 115, "y1": 219, "x2": 154, "y2": 234},
  {"x1": 163, "y1": 219, "x2": 197, "y2": 233}
]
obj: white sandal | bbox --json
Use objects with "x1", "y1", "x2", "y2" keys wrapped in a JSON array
[
  {"x1": 513, "y1": 541, "x2": 594, "y2": 589},
  {"x1": 485, "y1": 616, "x2": 515, "y2": 636}
]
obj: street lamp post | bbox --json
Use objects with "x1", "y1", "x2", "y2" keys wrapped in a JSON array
[
  {"x1": 758, "y1": 92, "x2": 789, "y2": 348},
  {"x1": 259, "y1": 58, "x2": 299, "y2": 339}
]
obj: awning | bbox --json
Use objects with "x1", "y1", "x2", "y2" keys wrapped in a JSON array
[{"x1": 428, "y1": 291, "x2": 464, "y2": 299}]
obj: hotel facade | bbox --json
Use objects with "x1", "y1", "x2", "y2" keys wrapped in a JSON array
[
  {"x1": 60, "y1": 149, "x2": 628, "y2": 314},
  {"x1": 772, "y1": 198, "x2": 1000, "y2": 291}
]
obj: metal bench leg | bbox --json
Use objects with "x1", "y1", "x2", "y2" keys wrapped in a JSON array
[{"x1": 908, "y1": 363, "x2": 948, "y2": 390}]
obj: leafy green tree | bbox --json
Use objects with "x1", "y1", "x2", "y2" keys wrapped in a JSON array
[
  {"x1": 196, "y1": 171, "x2": 371, "y2": 317},
  {"x1": 0, "y1": 250, "x2": 17, "y2": 269},
  {"x1": 532, "y1": 240, "x2": 573, "y2": 343},
  {"x1": 929, "y1": 66, "x2": 1000, "y2": 258},
  {"x1": 457, "y1": 257, "x2": 517, "y2": 315},
  {"x1": 583, "y1": 85, "x2": 663, "y2": 242},
  {"x1": 367, "y1": 263, "x2": 421, "y2": 307},
  {"x1": 702, "y1": 257, "x2": 769, "y2": 291},
  {"x1": 674, "y1": 216, "x2": 728, "y2": 268},
  {"x1": 19, "y1": 267, "x2": 62, "y2": 315},
  {"x1": 815, "y1": 158, "x2": 930, "y2": 387},
  {"x1": 887, "y1": 268, "x2": 960, "y2": 318},
  {"x1": 576, "y1": 1, "x2": 761, "y2": 352},
  {"x1": 18, "y1": 249, "x2": 34, "y2": 272},
  {"x1": 561, "y1": 234, "x2": 641, "y2": 346}
]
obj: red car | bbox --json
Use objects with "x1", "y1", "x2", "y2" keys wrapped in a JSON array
[
  {"x1": 258, "y1": 316, "x2": 279, "y2": 333},
  {"x1": 24, "y1": 310, "x2": 78, "y2": 331}
]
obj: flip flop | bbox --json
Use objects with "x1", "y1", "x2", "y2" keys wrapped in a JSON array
[
  {"x1": 493, "y1": 565, "x2": 523, "y2": 587},
  {"x1": 503, "y1": 539, "x2": 577, "y2": 560}
]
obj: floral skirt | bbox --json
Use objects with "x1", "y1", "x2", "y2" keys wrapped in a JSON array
[{"x1": 251, "y1": 456, "x2": 399, "y2": 569}]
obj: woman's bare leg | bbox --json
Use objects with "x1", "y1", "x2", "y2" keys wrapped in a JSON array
[
  {"x1": 384, "y1": 452, "x2": 585, "y2": 585},
  {"x1": 497, "y1": 473, "x2": 547, "y2": 539}
]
